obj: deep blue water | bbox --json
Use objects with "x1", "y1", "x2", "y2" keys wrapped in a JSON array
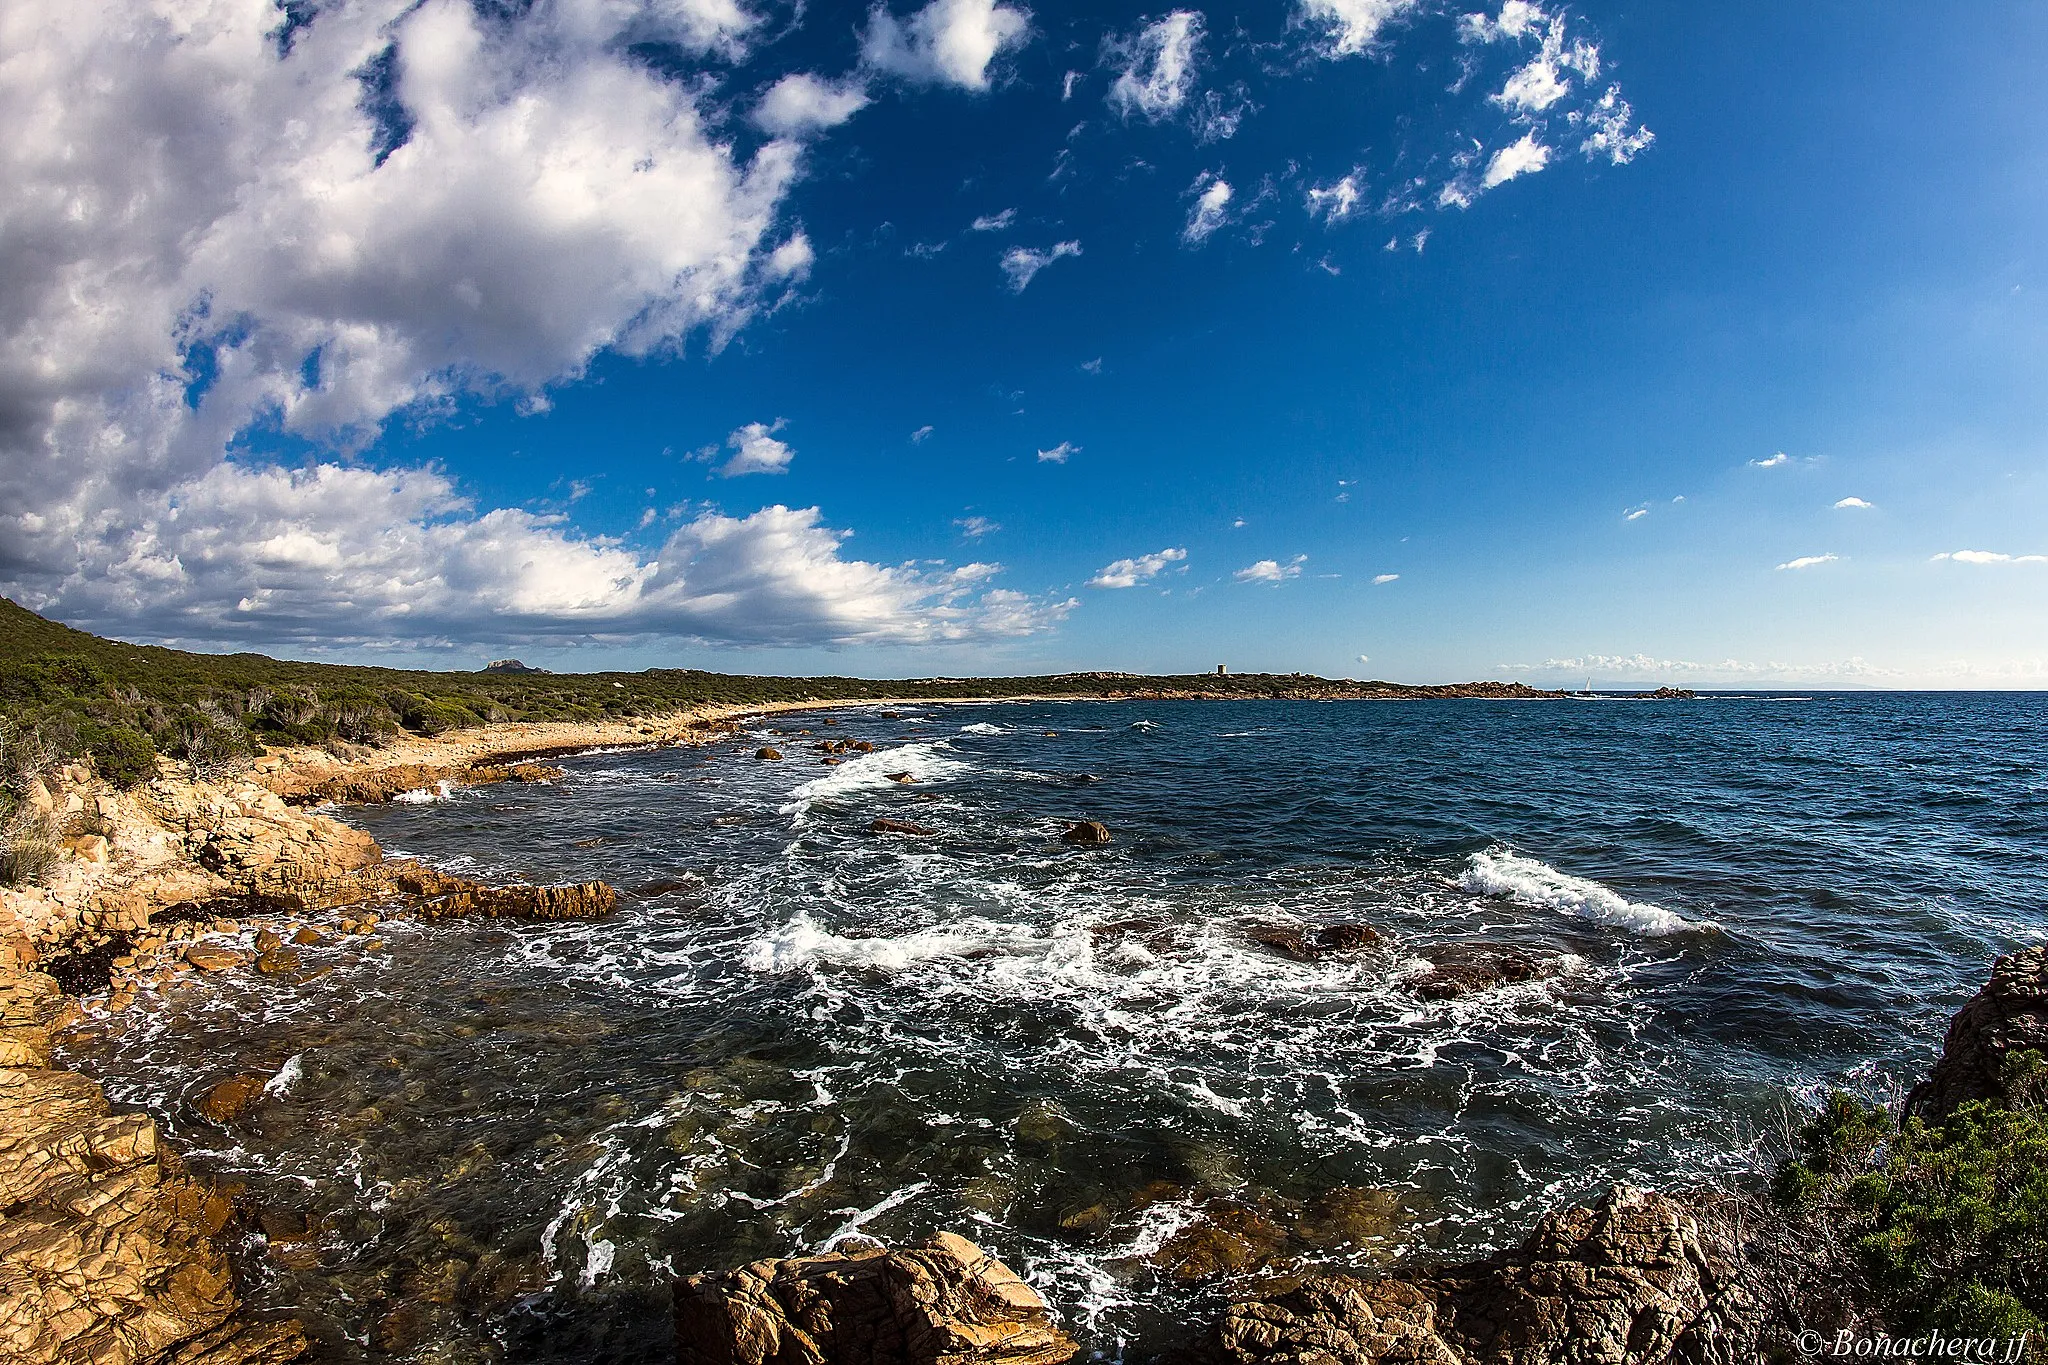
[{"x1": 63, "y1": 694, "x2": 2048, "y2": 1362}]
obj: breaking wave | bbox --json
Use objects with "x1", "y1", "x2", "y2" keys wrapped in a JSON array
[{"x1": 1457, "y1": 849, "x2": 1715, "y2": 936}]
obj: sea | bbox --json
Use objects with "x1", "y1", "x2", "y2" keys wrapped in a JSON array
[{"x1": 57, "y1": 693, "x2": 2048, "y2": 1362}]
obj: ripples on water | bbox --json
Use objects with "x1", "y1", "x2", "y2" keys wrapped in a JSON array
[{"x1": 59, "y1": 695, "x2": 2048, "y2": 1362}]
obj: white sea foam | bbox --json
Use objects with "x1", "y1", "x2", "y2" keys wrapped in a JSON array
[
  {"x1": 1457, "y1": 849, "x2": 1714, "y2": 936},
  {"x1": 391, "y1": 781, "x2": 454, "y2": 804},
  {"x1": 960, "y1": 722, "x2": 1006, "y2": 735},
  {"x1": 263, "y1": 1053, "x2": 303, "y2": 1098},
  {"x1": 778, "y1": 742, "x2": 970, "y2": 817},
  {"x1": 746, "y1": 914, "x2": 1047, "y2": 974}
]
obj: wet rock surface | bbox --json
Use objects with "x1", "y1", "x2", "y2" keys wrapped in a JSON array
[
  {"x1": 1059, "y1": 821, "x2": 1111, "y2": 847},
  {"x1": 1401, "y1": 943, "x2": 1550, "y2": 1002},
  {"x1": 674, "y1": 1232, "x2": 1079, "y2": 1365}
]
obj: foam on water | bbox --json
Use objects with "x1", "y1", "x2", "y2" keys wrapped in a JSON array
[
  {"x1": 778, "y1": 741, "x2": 970, "y2": 817},
  {"x1": 960, "y1": 722, "x2": 1006, "y2": 735},
  {"x1": 1456, "y1": 849, "x2": 1715, "y2": 936}
]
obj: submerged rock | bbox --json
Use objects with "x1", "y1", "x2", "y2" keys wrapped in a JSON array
[
  {"x1": 1060, "y1": 821, "x2": 1112, "y2": 847},
  {"x1": 756, "y1": 748, "x2": 785, "y2": 761},
  {"x1": 674, "y1": 1231, "x2": 1079, "y2": 1365},
  {"x1": 870, "y1": 819, "x2": 935, "y2": 837},
  {"x1": 1183, "y1": 1185, "x2": 1757, "y2": 1365},
  {"x1": 1906, "y1": 943, "x2": 2048, "y2": 1120},
  {"x1": 1401, "y1": 943, "x2": 1547, "y2": 1001},
  {"x1": 1246, "y1": 922, "x2": 1383, "y2": 963}
]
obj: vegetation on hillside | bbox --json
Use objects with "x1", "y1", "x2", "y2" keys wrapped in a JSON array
[
  {"x1": 0, "y1": 597, "x2": 1443, "y2": 804},
  {"x1": 1770, "y1": 1053, "x2": 2048, "y2": 1348}
]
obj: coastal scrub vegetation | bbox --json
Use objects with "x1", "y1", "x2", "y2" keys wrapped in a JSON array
[
  {"x1": 0, "y1": 596, "x2": 1492, "y2": 798},
  {"x1": 1771, "y1": 1053, "x2": 2048, "y2": 1347}
]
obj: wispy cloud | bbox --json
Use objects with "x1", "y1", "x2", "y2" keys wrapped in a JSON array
[
  {"x1": 1481, "y1": 133, "x2": 1551, "y2": 189},
  {"x1": 1089, "y1": 546, "x2": 1188, "y2": 588},
  {"x1": 1036, "y1": 440, "x2": 1080, "y2": 463},
  {"x1": 911, "y1": 424, "x2": 935, "y2": 443},
  {"x1": 1933, "y1": 550, "x2": 2048, "y2": 565},
  {"x1": 1623, "y1": 504, "x2": 1649, "y2": 521},
  {"x1": 1106, "y1": 11, "x2": 1204, "y2": 121},
  {"x1": 1001, "y1": 241, "x2": 1082, "y2": 291},
  {"x1": 1297, "y1": 0, "x2": 1420, "y2": 57},
  {"x1": 955, "y1": 515, "x2": 999, "y2": 538},
  {"x1": 1183, "y1": 173, "x2": 1233, "y2": 244},
  {"x1": 1776, "y1": 553, "x2": 1838, "y2": 571},
  {"x1": 970, "y1": 208, "x2": 1016, "y2": 231},
  {"x1": 1371, "y1": 573, "x2": 1399, "y2": 585},
  {"x1": 1235, "y1": 554, "x2": 1307, "y2": 583},
  {"x1": 1751, "y1": 451, "x2": 1796, "y2": 468}
]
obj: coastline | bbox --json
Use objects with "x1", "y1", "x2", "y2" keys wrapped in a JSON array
[{"x1": 0, "y1": 686, "x2": 1706, "y2": 1364}]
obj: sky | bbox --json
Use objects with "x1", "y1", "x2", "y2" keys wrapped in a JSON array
[{"x1": 2, "y1": 0, "x2": 2045, "y2": 687}]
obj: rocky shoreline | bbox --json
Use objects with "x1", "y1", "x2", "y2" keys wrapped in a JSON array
[{"x1": 0, "y1": 696, "x2": 2009, "y2": 1365}]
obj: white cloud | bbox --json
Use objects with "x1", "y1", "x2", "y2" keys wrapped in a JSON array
[
  {"x1": 27, "y1": 463, "x2": 1071, "y2": 647},
  {"x1": 1356, "y1": 653, "x2": 1371, "y2": 663},
  {"x1": 1482, "y1": 133, "x2": 1551, "y2": 188},
  {"x1": 1081, "y1": 357, "x2": 1105, "y2": 374},
  {"x1": 955, "y1": 515, "x2": 999, "y2": 537},
  {"x1": 1235, "y1": 555, "x2": 1307, "y2": 583},
  {"x1": 1183, "y1": 174, "x2": 1234, "y2": 244},
  {"x1": 719, "y1": 420, "x2": 795, "y2": 477},
  {"x1": 1834, "y1": 496, "x2": 1873, "y2": 509},
  {"x1": 1572, "y1": 86, "x2": 1654, "y2": 164},
  {"x1": 1306, "y1": 173, "x2": 1363, "y2": 222},
  {"x1": 1933, "y1": 550, "x2": 2048, "y2": 565},
  {"x1": 1106, "y1": 12, "x2": 1204, "y2": 121},
  {"x1": 1192, "y1": 88, "x2": 1252, "y2": 143},
  {"x1": 1776, "y1": 553, "x2": 1839, "y2": 571},
  {"x1": 1297, "y1": 0, "x2": 1419, "y2": 57},
  {"x1": 1505, "y1": 652, "x2": 1902, "y2": 683},
  {"x1": 1001, "y1": 241, "x2": 1082, "y2": 291},
  {"x1": 862, "y1": 0, "x2": 1031, "y2": 91},
  {"x1": 970, "y1": 208, "x2": 1017, "y2": 231},
  {"x1": 1489, "y1": 7, "x2": 1598, "y2": 114},
  {"x1": 1036, "y1": 440, "x2": 1080, "y2": 463},
  {"x1": 1088, "y1": 546, "x2": 1187, "y2": 588},
  {"x1": 1460, "y1": 1, "x2": 1545, "y2": 43},
  {"x1": 1371, "y1": 573, "x2": 1399, "y2": 585},
  {"x1": 911, "y1": 424, "x2": 935, "y2": 442},
  {"x1": 753, "y1": 73, "x2": 871, "y2": 136},
  {"x1": 1624, "y1": 505, "x2": 1649, "y2": 521},
  {"x1": 1752, "y1": 452, "x2": 1793, "y2": 468},
  {"x1": 0, "y1": 0, "x2": 818, "y2": 613}
]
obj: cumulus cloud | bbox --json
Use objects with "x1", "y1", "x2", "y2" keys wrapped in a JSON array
[
  {"x1": 1482, "y1": 133, "x2": 1551, "y2": 188},
  {"x1": 719, "y1": 420, "x2": 795, "y2": 476},
  {"x1": 862, "y1": 0, "x2": 1031, "y2": 91},
  {"x1": 1776, "y1": 553, "x2": 1839, "y2": 571},
  {"x1": 1106, "y1": 11, "x2": 1204, "y2": 121},
  {"x1": 1089, "y1": 546, "x2": 1188, "y2": 589},
  {"x1": 1001, "y1": 241, "x2": 1082, "y2": 291},
  {"x1": 1183, "y1": 174, "x2": 1234, "y2": 244},
  {"x1": 1297, "y1": 0, "x2": 1419, "y2": 56},
  {"x1": 754, "y1": 72, "x2": 871, "y2": 136},
  {"x1": 1235, "y1": 555, "x2": 1307, "y2": 583},
  {"x1": 28, "y1": 462, "x2": 1071, "y2": 647},
  {"x1": 1036, "y1": 441, "x2": 1080, "y2": 463},
  {"x1": 1834, "y1": 497, "x2": 1873, "y2": 509},
  {"x1": 1752, "y1": 452, "x2": 1794, "y2": 468},
  {"x1": 0, "y1": 0, "x2": 837, "y2": 639},
  {"x1": 1933, "y1": 550, "x2": 2048, "y2": 565}
]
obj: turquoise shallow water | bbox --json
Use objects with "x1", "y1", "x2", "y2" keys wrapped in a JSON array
[{"x1": 61, "y1": 694, "x2": 2048, "y2": 1361}]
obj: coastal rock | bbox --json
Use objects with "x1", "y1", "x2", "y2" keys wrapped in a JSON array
[
  {"x1": 192, "y1": 1075, "x2": 267, "y2": 1125},
  {"x1": 381, "y1": 863, "x2": 619, "y2": 922},
  {"x1": 1402, "y1": 943, "x2": 1547, "y2": 1001},
  {"x1": 1906, "y1": 944, "x2": 2048, "y2": 1120},
  {"x1": 1184, "y1": 1185, "x2": 1756, "y2": 1365},
  {"x1": 757, "y1": 748, "x2": 784, "y2": 761},
  {"x1": 675, "y1": 1231, "x2": 1078, "y2": 1365},
  {"x1": 870, "y1": 819, "x2": 935, "y2": 837},
  {"x1": 1060, "y1": 821, "x2": 1112, "y2": 847},
  {"x1": 1247, "y1": 923, "x2": 1382, "y2": 963},
  {"x1": 886, "y1": 773, "x2": 915, "y2": 784},
  {"x1": 0, "y1": 967, "x2": 308, "y2": 1365},
  {"x1": 181, "y1": 945, "x2": 247, "y2": 974}
]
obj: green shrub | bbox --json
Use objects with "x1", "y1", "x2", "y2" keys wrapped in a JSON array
[
  {"x1": 1774, "y1": 1057, "x2": 2048, "y2": 1344},
  {"x1": 79, "y1": 723, "x2": 157, "y2": 788}
]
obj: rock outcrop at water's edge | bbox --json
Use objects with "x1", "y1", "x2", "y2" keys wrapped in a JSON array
[
  {"x1": 1905, "y1": 943, "x2": 2048, "y2": 1121},
  {"x1": 674, "y1": 1232, "x2": 1080, "y2": 1365},
  {"x1": 1176, "y1": 1185, "x2": 1759, "y2": 1365},
  {"x1": 0, "y1": 967, "x2": 308, "y2": 1364}
]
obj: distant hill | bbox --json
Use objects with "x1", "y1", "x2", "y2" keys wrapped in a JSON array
[{"x1": 0, "y1": 597, "x2": 1554, "y2": 785}]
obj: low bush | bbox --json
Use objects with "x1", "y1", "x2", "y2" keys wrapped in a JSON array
[{"x1": 1772, "y1": 1053, "x2": 2048, "y2": 1346}]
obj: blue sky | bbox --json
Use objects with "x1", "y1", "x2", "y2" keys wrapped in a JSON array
[{"x1": 4, "y1": 0, "x2": 2045, "y2": 685}]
